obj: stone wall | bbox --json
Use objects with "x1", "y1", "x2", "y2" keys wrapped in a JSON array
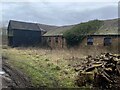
[
  {"x1": 42, "y1": 35, "x2": 120, "y2": 53},
  {"x1": 81, "y1": 36, "x2": 119, "y2": 46},
  {"x1": 42, "y1": 36, "x2": 66, "y2": 49},
  {"x1": 80, "y1": 36, "x2": 120, "y2": 46},
  {"x1": 79, "y1": 35, "x2": 120, "y2": 54}
]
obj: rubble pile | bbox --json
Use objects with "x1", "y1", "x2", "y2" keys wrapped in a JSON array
[{"x1": 75, "y1": 53, "x2": 120, "y2": 89}]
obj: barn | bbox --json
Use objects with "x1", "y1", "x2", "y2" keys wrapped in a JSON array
[
  {"x1": 41, "y1": 25, "x2": 73, "y2": 49},
  {"x1": 43, "y1": 33, "x2": 120, "y2": 49},
  {"x1": 7, "y1": 20, "x2": 41, "y2": 47},
  {"x1": 7, "y1": 19, "x2": 120, "y2": 50},
  {"x1": 42, "y1": 19, "x2": 120, "y2": 50},
  {"x1": 81, "y1": 34, "x2": 120, "y2": 46},
  {"x1": 42, "y1": 34, "x2": 66, "y2": 49}
]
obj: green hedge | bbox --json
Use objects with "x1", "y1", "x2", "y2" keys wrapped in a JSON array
[{"x1": 63, "y1": 20, "x2": 103, "y2": 46}]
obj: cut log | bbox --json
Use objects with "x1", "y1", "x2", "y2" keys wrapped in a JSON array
[{"x1": 85, "y1": 66, "x2": 95, "y2": 72}]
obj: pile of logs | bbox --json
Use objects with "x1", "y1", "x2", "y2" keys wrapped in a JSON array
[{"x1": 75, "y1": 53, "x2": 120, "y2": 89}]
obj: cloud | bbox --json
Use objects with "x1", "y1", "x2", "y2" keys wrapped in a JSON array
[
  {"x1": 1, "y1": 0, "x2": 119, "y2": 3},
  {"x1": 1, "y1": 2, "x2": 118, "y2": 26}
]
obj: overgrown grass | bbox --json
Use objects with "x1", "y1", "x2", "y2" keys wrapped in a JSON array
[
  {"x1": 2, "y1": 46, "x2": 117, "y2": 88},
  {"x1": 2, "y1": 47, "x2": 77, "y2": 87}
]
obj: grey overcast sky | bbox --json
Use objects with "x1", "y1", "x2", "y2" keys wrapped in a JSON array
[{"x1": 1, "y1": 0, "x2": 119, "y2": 26}]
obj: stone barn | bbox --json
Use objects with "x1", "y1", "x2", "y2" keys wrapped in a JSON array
[
  {"x1": 81, "y1": 34, "x2": 120, "y2": 46},
  {"x1": 7, "y1": 19, "x2": 120, "y2": 50},
  {"x1": 41, "y1": 20, "x2": 120, "y2": 50},
  {"x1": 42, "y1": 34, "x2": 66, "y2": 49},
  {"x1": 42, "y1": 33, "x2": 120, "y2": 50},
  {"x1": 79, "y1": 34, "x2": 120, "y2": 54},
  {"x1": 7, "y1": 20, "x2": 41, "y2": 47}
]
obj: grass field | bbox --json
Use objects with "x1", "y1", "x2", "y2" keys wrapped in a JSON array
[
  {"x1": 2, "y1": 47, "x2": 87, "y2": 88},
  {"x1": 2, "y1": 44, "x2": 119, "y2": 88}
]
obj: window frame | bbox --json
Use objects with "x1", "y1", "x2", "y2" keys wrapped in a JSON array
[
  {"x1": 48, "y1": 37, "x2": 51, "y2": 42},
  {"x1": 55, "y1": 37, "x2": 58, "y2": 43},
  {"x1": 104, "y1": 37, "x2": 112, "y2": 46},
  {"x1": 87, "y1": 37, "x2": 93, "y2": 45}
]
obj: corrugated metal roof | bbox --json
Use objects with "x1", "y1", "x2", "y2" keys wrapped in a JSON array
[
  {"x1": 43, "y1": 19, "x2": 120, "y2": 36},
  {"x1": 43, "y1": 25, "x2": 74, "y2": 36},
  {"x1": 9, "y1": 20, "x2": 41, "y2": 31}
]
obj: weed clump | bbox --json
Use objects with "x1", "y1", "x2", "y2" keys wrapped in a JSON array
[
  {"x1": 52, "y1": 66, "x2": 61, "y2": 71},
  {"x1": 45, "y1": 59, "x2": 49, "y2": 61}
]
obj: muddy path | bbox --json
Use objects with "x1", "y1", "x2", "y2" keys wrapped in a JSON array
[{"x1": 2, "y1": 59, "x2": 33, "y2": 89}]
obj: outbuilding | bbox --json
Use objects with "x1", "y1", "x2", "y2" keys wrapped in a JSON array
[
  {"x1": 7, "y1": 20, "x2": 41, "y2": 47},
  {"x1": 42, "y1": 34, "x2": 66, "y2": 49}
]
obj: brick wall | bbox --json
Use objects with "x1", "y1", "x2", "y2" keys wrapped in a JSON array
[
  {"x1": 79, "y1": 36, "x2": 120, "y2": 54},
  {"x1": 80, "y1": 36, "x2": 120, "y2": 46},
  {"x1": 44, "y1": 36, "x2": 66, "y2": 49},
  {"x1": 43, "y1": 35, "x2": 119, "y2": 53}
]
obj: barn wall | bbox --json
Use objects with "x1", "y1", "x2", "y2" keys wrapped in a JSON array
[
  {"x1": 80, "y1": 36, "x2": 120, "y2": 46},
  {"x1": 12, "y1": 29, "x2": 41, "y2": 47},
  {"x1": 42, "y1": 35, "x2": 119, "y2": 52},
  {"x1": 79, "y1": 36, "x2": 120, "y2": 54},
  {"x1": 42, "y1": 36, "x2": 66, "y2": 49},
  {"x1": 80, "y1": 36, "x2": 104, "y2": 46}
]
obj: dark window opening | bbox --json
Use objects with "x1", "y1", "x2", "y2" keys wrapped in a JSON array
[
  {"x1": 55, "y1": 37, "x2": 58, "y2": 43},
  {"x1": 48, "y1": 37, "x2": 51, "y2": 42},
  {"x1": 87, "y1": 37, "x2": 93, "y2": 45},
  {"x1": 104, "y1": 37, "x2": 111, "y2": 46}
]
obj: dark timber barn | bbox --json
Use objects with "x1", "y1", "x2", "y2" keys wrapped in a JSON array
[{"x1": 7, "y1": 20, "x2": 41, "y2": 47}]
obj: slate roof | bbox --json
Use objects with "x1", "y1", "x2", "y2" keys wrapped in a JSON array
[{"x1": 8, "y1": 20, "x2": 41, "y2": 31}]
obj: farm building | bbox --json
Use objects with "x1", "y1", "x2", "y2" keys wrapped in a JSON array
[
  {"x1": 7, "y1": 19, "x2": 120, "y2": 50},
  {"x1": 42, "y1": 34, "x2": 66, "y2": 49},
  {"x1": 7, "y1": 20, "x2": 41, "y2": 47},
  {"x1": 43, "y1": 33, "x2": 120, "y2": 49},
  {"x1": 42, "y1": 25, "x2": 74, "y2": 48},
  {"x1": 81, "y1": 34, "x2": 120, "y2": 46},
  {"x1": 42, "y1": 19, "x2": 120, "y2": 49}
]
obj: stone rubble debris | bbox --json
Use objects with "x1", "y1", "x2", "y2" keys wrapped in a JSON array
[{"x1": 75, "y1": 53, "x2": 120, "y2": 89}]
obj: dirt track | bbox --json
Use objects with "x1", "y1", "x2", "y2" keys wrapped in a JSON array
[{"x1": 2, "y1": 59, "x2": 33, "y2": 89}]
